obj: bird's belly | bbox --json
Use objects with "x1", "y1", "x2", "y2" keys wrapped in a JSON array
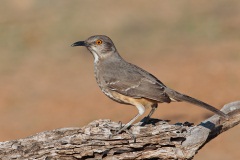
[
  {"x1": 95, "y1": 72, "x2": 157, "y2": 107},
  {"x1": 99, "y1": 87, "x2": 128, "y2": 104},
  {"x1": 110, "y1": 91, "x2": 156, "y2": 108}
]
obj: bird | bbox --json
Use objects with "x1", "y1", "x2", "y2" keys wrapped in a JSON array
[{"x1": 71, "y1": 35, "x2": 229, "y2": 133}]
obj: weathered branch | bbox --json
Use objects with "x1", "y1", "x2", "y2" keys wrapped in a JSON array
[{"x1": 0, "y1": 101, "x2": 239, "y2": 160}]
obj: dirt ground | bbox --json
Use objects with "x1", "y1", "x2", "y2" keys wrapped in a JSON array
[{"x1": 0, "y1": 1, "x2": 239, "y2": 159}]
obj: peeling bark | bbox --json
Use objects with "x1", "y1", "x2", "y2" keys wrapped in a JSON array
[{"x1": 0, "y1": 101, "x2": 239, "y2": 160}]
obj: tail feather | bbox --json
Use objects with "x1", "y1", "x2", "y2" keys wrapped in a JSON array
[{"x1": 165, "y1": 88, "x2": 229, "y2": 120}]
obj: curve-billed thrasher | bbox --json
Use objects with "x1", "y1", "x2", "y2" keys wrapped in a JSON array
[{"x1": 72, "y1": 35, "x2": 229, "y2": 133}]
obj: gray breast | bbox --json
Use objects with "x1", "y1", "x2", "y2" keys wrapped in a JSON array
[
  {"x1": 94, "y1": 63, "x2": 129, "y2": 104},
  {"x1": 94, "y1": 64, "x2": 114, "y2": 98}
]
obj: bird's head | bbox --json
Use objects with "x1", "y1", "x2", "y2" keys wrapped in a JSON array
[{"x1": 72, "y1": 35, "x2": 118, "y2": 62}]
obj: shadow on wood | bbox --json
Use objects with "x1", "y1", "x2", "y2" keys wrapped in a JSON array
[{"x1": 0, "y1": 101, "x2": 239, "y2": 160}]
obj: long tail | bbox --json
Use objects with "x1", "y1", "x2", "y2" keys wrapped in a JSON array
[{"x1": 165, "y1": 88, "x2": 229, "y2": 120}]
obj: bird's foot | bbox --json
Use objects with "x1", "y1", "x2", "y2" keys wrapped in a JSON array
[
  {"x1": 109, "y1": 122, "x2": 136, "y2": 142},
  {"x1": 110, "y1": 121, "x2": 127, "y2": 135},
  {"x1": 108, "y1": 121, "x2": 123, "y2": 137}
]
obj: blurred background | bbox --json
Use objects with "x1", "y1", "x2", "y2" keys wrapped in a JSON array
[{"x1": 0, "y1": 0, "x2": 239, "y2": 159}]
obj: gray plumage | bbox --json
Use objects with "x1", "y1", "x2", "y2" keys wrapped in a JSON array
[
  {"x1": 72, "y1": 35, "x2": 229, "y2": 132},
  {"x1": 99, "y1": 57, "x2": 171, "y2": 103}
]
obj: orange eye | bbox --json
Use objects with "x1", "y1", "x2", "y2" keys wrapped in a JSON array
[{"x1": 96, "y1": 39, "x2": 102, "y2": 45}]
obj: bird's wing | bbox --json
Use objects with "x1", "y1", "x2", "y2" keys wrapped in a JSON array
[{"x1": 103, "y1": 62, "x2": 171, "y2": 103}]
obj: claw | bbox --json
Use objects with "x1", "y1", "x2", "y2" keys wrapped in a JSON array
[
  {"x1": 118, "y1": 121, "x2": 123, "y2": 130},
  {"x1": 109, "y1": 123, "x2": 136, "y2": 142}
]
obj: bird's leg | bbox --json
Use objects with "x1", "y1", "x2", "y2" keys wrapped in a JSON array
[
  {"x1": 114, "y1": 103, "x2": 145, "y2": 135},
  {"x1": 148, "y1": 103, "x2": 158, "y2": 119},
  {"x1": 142, "y1": 103, "x2": 158, "y2": 124},
  {"x1": 116, "y1": 113, "x2": 142, "y2": 134}
]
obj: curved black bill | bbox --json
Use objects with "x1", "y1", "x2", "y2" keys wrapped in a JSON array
[{"x1": 71, "y1": 41, "x2": 85, "y2": 47}]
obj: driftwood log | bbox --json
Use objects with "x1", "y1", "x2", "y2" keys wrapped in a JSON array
[{"x1": 0, "y1": 101, "x2": 239, "y2": 160}]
